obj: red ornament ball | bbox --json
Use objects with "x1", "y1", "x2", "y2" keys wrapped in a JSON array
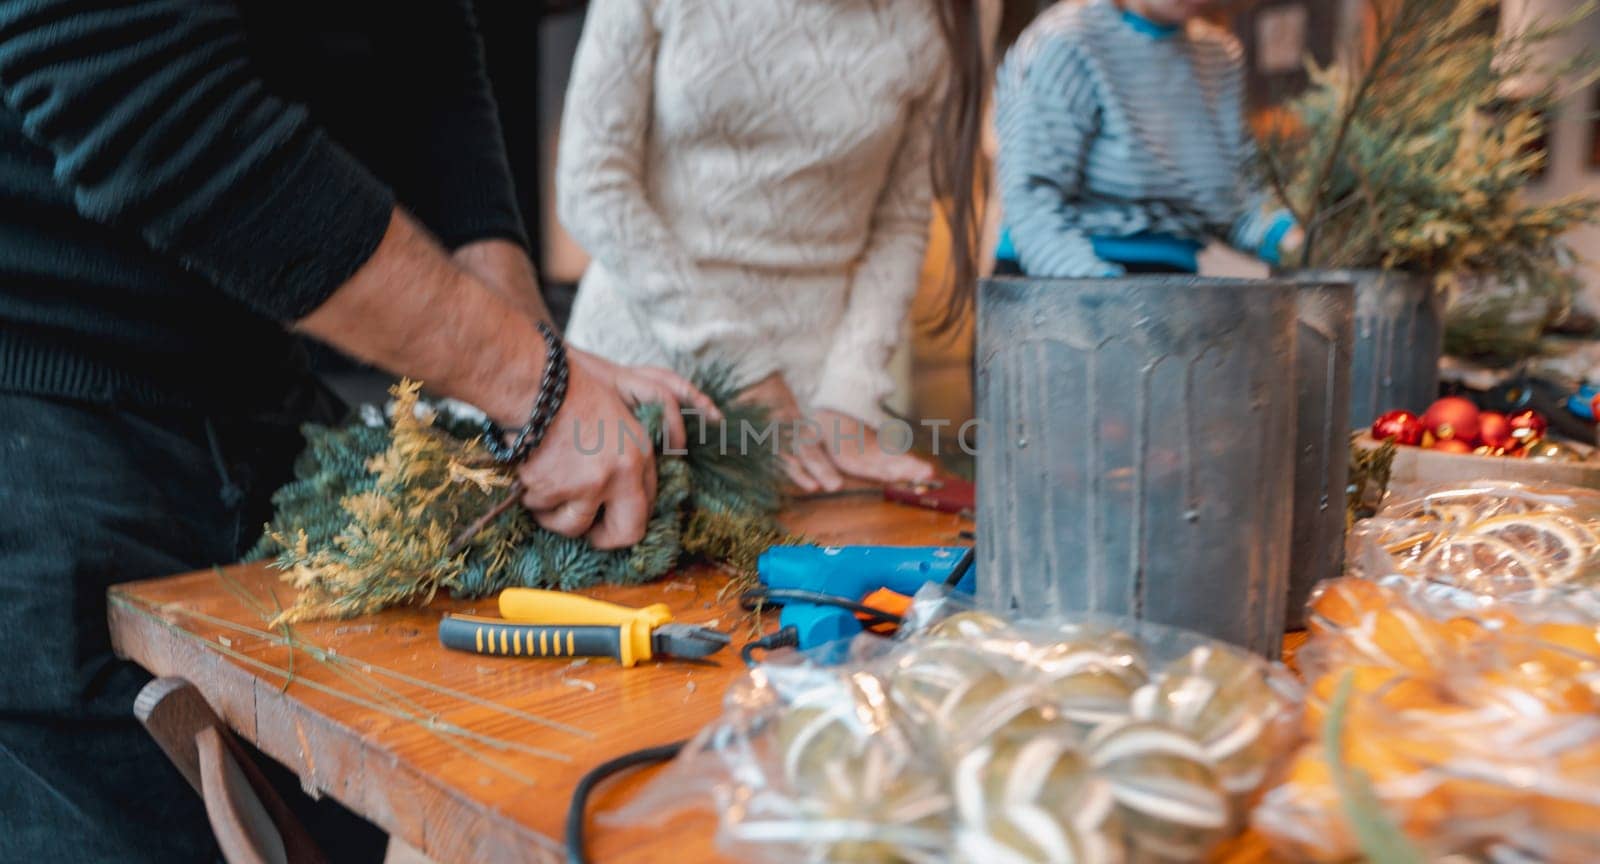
[
  {"x1": 1478, "y1": 411, "x2": 1514, "y2": 450},
  {"x1": 1422, "y1": 397, "x2": 1481, "y2": 444},
  {"x1": 1508, "y1": 409, "x2": 1547, "y2": 444},
  {"x1": 1433, "y1": 439, "x2": 1475, "y2": 455},
  {"x1": 1371, "y1": 410, "x2": 1424, "y2": 446}
]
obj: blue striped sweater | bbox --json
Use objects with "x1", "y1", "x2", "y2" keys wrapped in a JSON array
[{"x1": 995, "y1": 0, "x2": 1294, "y2": 277}]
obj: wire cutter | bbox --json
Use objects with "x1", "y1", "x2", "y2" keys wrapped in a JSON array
[{"x1": 438, "y1": 589, "x2": 730, "y2": 667}]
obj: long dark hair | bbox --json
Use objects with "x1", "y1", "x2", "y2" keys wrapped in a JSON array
[{"x1": 928, "y1": 0, "x2": 989, "y2": 332}]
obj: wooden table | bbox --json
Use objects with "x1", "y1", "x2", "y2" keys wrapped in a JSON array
[{"x1": 109, "y1": 495, "x2": 1296, "y2": 863}]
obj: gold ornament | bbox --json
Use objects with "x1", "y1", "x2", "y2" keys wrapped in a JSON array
[
  {"x1": 889, "y1": 640, "x2": 1007, "y2": 718},
  {"x1": 953, "y1": 732, "x2": 1114, "y2": 829},
  {"x1": 1132, "y1": 646, "x2": 1296, "y2": 803},
  {"x1": 776, "y1": 700, "x2": 900, "y2": 794},
  {"x1": 1026, "y1": 643, "x2": 1147, "y2": 737},
  {"x1": 1084, "y1": 719, "x2": 1231, "y2": 861},
  {"x1": 768, "y1": 682, "x2": 951, "y2": 863},
  {"x1": 954, "y1": 811, "x2": 1108, "y2": 864},
  {"x1": 1052, "y1": 624, "x2": 1151, "y2": 680},
  {"x1": 952, "y1": 732, "x2": 1118, "y2": 864},
  {"x1": 1039, "y1": 666, "x2": 1142, "y2": 736},
  {"x1": 888, "y1": 640, "x2": 1051, "y2": 752},
  {"x1": 936, "y1": 671, "x2": 1056, "y2": 752},
  {"x1": 927, "y1": 611, "x2": 1011, "y2": 641},
  {"x1": 1524, "y1": 440, "x2": 1583, "y2": 462}
]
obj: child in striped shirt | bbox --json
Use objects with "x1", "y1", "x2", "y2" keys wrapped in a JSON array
[{"x1": 994, "y1": 0, "x2": 1301, "y2": 277}]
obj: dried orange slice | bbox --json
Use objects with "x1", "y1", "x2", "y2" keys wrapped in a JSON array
[
  {"x1": 1453, "y1": 674, "x2": 1590, "y2": 720},
  {"x1": 1468, "y1": 513, "x2": 1593, "y2": 585},
  {"x1": 1429, "y1": 503, "x2": 1490, "y2": 526},
  {"x1": 1416, "y1": 533, "x2": 1541, "y2": 585},
  {"x1": 1306, "y1": 578, "x2": 1389, "y2": 636},
  {"x1": 1392, "y1": 487, "x2": 1539, "y2": 522},
  {"x1": 1349, "y1": 608, "x2": 1450, "y2": 675},
  {"x1": 1529, "y1": 622, "x2": 1600, "y2": 656},
  {"x1": 1252, "y1": 744, "x2": 1357, "y2": 863},
  {"x1": 1303, "y1": 668, "x2": 1448, "y2": 734}
]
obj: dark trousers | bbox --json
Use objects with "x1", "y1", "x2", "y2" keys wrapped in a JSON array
[{"x1": 0, "y1": 387, "x2": 386, "y2": 862}]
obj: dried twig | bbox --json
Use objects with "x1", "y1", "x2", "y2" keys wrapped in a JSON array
[
  {"x1": 445, "y1": 480, "x2": 526, "y2": 558},
  {"x1": 1262, "y1": 146, "x2": 1310, "y2": 234}
]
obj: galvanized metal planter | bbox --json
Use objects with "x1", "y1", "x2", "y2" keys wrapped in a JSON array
[
  {"x1": 975, "y1": 277, "x2": 1297, "y2": 656},
  {"x1": 1304, "y1": 269, "x2": 1441, "y2": 429},
  {"x1": 1286, "y1": 280, "x2": 1355, "y2": 629}
]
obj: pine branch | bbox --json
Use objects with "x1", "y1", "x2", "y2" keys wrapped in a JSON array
[{"x1": 1303, "y1": 0, "x2": 1409, "y2": 261}]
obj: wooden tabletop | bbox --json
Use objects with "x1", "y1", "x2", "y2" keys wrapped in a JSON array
[{"x1": 109, "y1": 493, "x2": 1296, "y2": 864}]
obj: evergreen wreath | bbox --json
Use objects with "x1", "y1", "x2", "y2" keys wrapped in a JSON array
[{"x1": 251, "y1": 373, "x2": 791, "y2": 626}]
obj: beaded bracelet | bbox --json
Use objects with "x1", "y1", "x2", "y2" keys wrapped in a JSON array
[{"x1": 482, "y1": 320, "x2": 569, "y2": 464}]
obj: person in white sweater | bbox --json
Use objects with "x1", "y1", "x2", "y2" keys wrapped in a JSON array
[{"x1": 557, "y1": 0, "x2": 985, "y2": 492}]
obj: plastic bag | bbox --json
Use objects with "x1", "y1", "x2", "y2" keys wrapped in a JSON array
[
  {"x1": 1251, "y1": 576, "x2": 1600, "y2": 862},
  {"x1": 1346, "y1": 480, "x2": 1600, "y2": 612},
  {"x1": 612, "y1": 591, "x2": 1301, "y2": 863}
]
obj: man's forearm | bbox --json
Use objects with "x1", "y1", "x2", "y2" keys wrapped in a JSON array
[
  {"x1": 452, "y1": 238, "x2": 555, "y2": 327},
  {"x1": 296, "y1": 208, "x2": 543, "y2": 427}
]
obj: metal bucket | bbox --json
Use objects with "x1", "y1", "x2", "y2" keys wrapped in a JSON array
[
  {"x1": 1286, "y1": 280, "x2": 1355, "y2": 628},
  {"x1": 1304, "y1": 269, "x2": 1441, "y2": 429},
  {"x1": 975, "y1": 277, "x2": 1297, "y2": 656}
]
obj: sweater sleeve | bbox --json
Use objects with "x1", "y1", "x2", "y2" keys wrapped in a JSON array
[
  {"x1": 1212, "y1": 43, "x2": 1295, "y2": 264},
  {"x1": 1224, "y1": 136, "x2": 1297, "y2": 265},
  {"x1": 0, "y1": 0, "x2": 395, "y2": 322},
  {"x1": 808, "y1": 93, "x2": 937, "y2": 427},
  {"x1": 555, "y1": 0, "x2": 738, "y2": 361},
  {"x1": 377, "y1": 1, "x2": 527, "y2": 251},
  {"x1": 997, "y1": 36, "x2": 1123, "y2": 279}
]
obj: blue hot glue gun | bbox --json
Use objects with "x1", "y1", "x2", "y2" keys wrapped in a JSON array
[{"x1": 753, "y1": 545, "x2": 976, "y2": 653}]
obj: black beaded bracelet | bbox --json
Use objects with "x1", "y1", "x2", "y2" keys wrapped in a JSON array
[{"x1": 482, "y1": 320, "x2": 569, "y2": 464}]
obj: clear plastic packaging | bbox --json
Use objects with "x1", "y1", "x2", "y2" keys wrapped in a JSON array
[
  {"x1": 1347, "y1": 480, "x2": 1600, "y2": 611},
  {"x1": 1252, "y1": 576, "x2": 1600, "y2": 862},
  {"x1": 610, "y1": 591, "x2": 1301, "y2": 863}
]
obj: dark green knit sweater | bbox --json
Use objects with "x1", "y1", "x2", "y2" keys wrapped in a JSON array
[{"x1": 0, "y1": 0, "x2": 527, "y2": 410}]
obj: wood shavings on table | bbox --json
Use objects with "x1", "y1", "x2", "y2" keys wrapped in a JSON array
[{"x1": 561, "y1": 658, "x2": 596, "y2": 692}]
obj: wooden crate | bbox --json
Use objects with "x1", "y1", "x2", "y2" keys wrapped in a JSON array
[{"x1": 1356, "y1": 433, "x2": 1600, "y2": 492}]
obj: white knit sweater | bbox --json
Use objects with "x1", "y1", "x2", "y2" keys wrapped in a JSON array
[{"x1": 556, "y1": 0, "x2": 946, "y2": 426}]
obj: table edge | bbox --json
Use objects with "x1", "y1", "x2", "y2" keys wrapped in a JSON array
[{"x1": 108, "y1": 587, "x2": 567, "y2": 864}]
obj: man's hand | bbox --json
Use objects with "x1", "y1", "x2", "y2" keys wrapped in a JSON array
[
  {"x1": 737, "y1": 372, "x2": 843, "y2": 493},
  {"x1": 570, "y1": 349, "x2": 721, "y2": 453},
  {"x1": 520, "y1": 352, "x2": 717, "y2": 548},
  {"x1": 516, "y1": 351, "x2": 658, "y2": 550},
  {"x1": 813, "y1": 409, "x2": 935, "y2": 486}
]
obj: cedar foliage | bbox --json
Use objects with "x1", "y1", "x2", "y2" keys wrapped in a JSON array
[
  {"x1": 1263, "y1": 0, "x2": 1599, "y2": 315},
  {"x1": 252, "y1": 376, "x2": 786, "y2": 625}
]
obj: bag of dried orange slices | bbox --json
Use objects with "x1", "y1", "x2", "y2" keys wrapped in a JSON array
[
  {"x1": 613, "y1": 591, "x2": 1303, "y2": 864},
  {"x1": 1345, "y1": 480, "x2": 1600, "y2": 615},
  {"x1": 1252, "y1": 575, "x2": 1600, "y2": 862}
]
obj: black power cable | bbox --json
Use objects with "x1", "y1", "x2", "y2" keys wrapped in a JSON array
[
  {"x1": 943, "y1": 545, "x2": 976, "y2": 588},
  {"x1": 738, "y1": 587, "x2": 904, "y2": 627},
  {"x1": 739, "y1": 625, "x2": 799, "y2": 666},
  {"x1": 565, "y1": 740, "x2": 687, "y2": 864}
]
